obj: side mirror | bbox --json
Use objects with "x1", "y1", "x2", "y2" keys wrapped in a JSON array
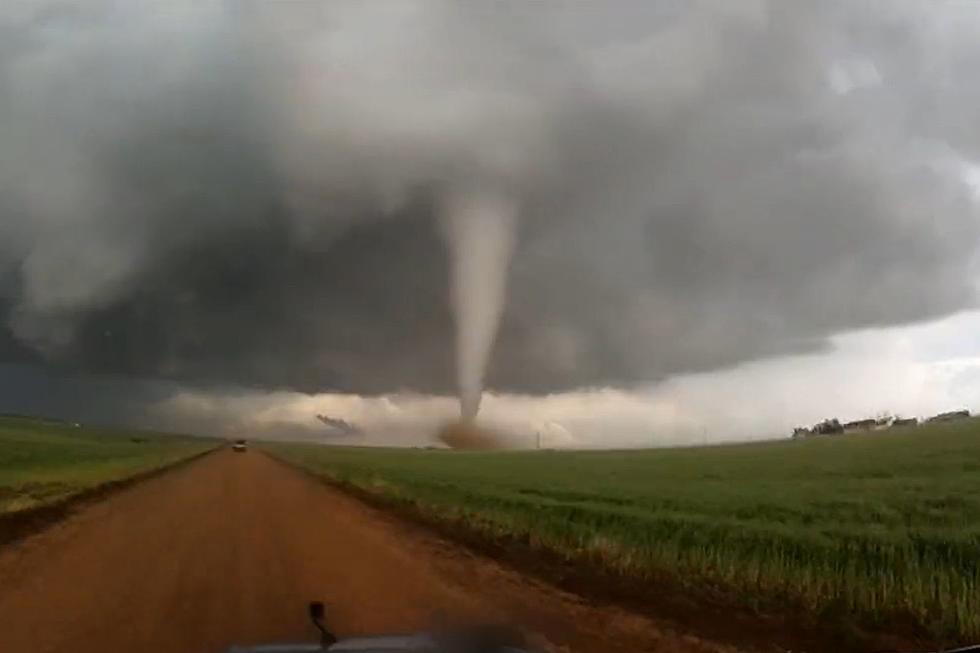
[
  {"x1": 308, "y1": 601, "x2": 336, "y2": 648},
  {"x1": 309, "y1": 601, "x2": 325, "y2": 621}
]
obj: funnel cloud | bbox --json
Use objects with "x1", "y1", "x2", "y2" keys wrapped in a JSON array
[
  {"x1": 1, "y1": 1, "x2": 979, "y2": 423},
  {"x1": 441, "y1": 189, "x2": 517, "y2": 419}
]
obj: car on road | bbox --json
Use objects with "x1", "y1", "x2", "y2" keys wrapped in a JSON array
[{"x1": 232, "y1": 439, "x2": 247, "y2": 452}]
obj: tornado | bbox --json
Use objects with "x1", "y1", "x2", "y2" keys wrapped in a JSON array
[{"x1": 440, "y1": 188, "x2": 517, "y2": 421}]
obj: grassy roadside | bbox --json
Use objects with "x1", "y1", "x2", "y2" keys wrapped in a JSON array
[
  {"x1": 0, "y1": 416, "x2": 217, "y2": 517},
  {"x1": 263, "y1": 419, "x2": 980, "y2": 647}
]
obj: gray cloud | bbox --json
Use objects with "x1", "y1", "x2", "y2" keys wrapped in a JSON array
[
  {"x1": 1, "y1": 0, "x2": 979, "y2": 399},
  {"x1": 316, "y1": 414, "x2": 362, "y2": 438}
]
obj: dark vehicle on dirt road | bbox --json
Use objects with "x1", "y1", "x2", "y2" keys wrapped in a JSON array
[
  {"x1": 226, "y1": 602, "x2": 529, "y2": 652},
  {"x1": 232, "y1": 439, "x2": 247, "y2": 452}
]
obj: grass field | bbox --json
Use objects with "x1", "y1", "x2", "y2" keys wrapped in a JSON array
[
  {"x1": 264, "y1": 418, "x2": 980, "y2": 643},
  {"x1": 0, "y1": 416, "x2": 215, "y2": 516}
]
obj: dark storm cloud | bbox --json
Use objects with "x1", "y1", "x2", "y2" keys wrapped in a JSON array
[
  {"x1": 1, "y1": 1, "x2": 979, "y2": 396},
  {"x1": 0, "y1": 363, "x2": 177, "y2": 429}
]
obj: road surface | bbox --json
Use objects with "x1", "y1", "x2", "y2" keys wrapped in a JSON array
[{"x1": 0, "y1": 449, "x2": 735, "y2": 653}]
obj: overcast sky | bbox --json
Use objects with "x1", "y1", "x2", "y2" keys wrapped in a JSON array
[{"x1": 1, "y1": 1, "x2": 978, "y2": 446}]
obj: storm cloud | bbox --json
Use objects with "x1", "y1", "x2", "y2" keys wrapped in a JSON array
[{"x1": 1, "y1": 0, "x2": 979, "y2": 401}]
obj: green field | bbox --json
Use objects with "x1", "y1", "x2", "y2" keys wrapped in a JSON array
[
  {"x1": 0, "y1": 416, "x2": 216, "y2": 516},
  {"x1": 264, "y1": 419, "x2": 980, "y2": 643}
]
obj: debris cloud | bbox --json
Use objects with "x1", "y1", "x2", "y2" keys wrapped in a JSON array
[{"x1": 437, "y1": 419, "x2": 507, "y2": 451}]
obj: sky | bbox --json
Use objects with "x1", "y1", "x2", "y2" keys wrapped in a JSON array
[{"x1": 1, "y1": 1, "x2": 979, "y2": 447}]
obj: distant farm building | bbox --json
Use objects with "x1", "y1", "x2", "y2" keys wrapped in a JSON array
[
  {"x1": 926, "y1": 410, "x2": 971, "y2": 423},
  {"x1": 843, "y1": 418, "x2": 877, "y2": 433},
  {"x1": 792, "y1": 410, "x2": 973, "y2": 439},
  {"x1": 891, "y1": 417, "x2": 918, "y2": 428},
  {"x1": 793, "y1": 416, "x2": 882, "y2": 438}
]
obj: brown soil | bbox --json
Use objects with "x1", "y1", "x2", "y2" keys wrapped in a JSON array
[{"x1": 0, "y1": 449, "x2": 744, "y2": 653}]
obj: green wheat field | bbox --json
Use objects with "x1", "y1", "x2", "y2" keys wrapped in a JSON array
[
  {"x1": 265, "y1": 418, "x2": 980, "y2": 643},
  {"x1": 0, "y1": 415, "x2": 214, "y2": 516}
]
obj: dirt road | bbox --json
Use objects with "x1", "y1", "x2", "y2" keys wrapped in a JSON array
[{"x1": 0, "y1": 449, "x2": 737, "y2": 653}]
